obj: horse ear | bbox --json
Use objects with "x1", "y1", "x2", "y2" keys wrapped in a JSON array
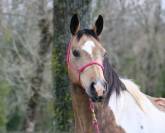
[
  {"x1": 93, "y1": 15, "x2": 103, "y2": 36},
  {"x1": 70, "y1": 14, "x2": 80, "y2": 35}
]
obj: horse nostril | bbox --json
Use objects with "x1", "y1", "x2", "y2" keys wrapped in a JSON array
[
  {"x1": 90, "y1": 81, "x2": 97, "y2": 97},
  {"x1": 98, "y1": 96, "x2": 103, "y2": 100},
  {"x1": 103, "y1": 81, "x2": 108, "y2": 92},
  {"x1": 103, "y1": 90, "x2": 106, "y2": 94},
  {"x1": 90, "y1": 82, "x2": 96, "y2": 89},
  {"x1": 97, "y1": 96, "x2": 103, "y2": 102}
]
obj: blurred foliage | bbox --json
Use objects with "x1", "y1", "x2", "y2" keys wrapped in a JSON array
[
  {"x1": 3, "y1": 29, "x2": 12, "y2": 44},
  {"x1": 6, "y1": 109, "x2": 23, "y2": 131},
  {"x1": 156, "y1": 68, "x2": 165, "y2": 97},
  {"x1": 0, "y1": 81, "x2": 10, "y2": 132}
]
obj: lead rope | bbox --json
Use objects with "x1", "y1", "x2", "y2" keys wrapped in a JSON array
[{"x1": 89, "y1": 99, "x2": 100, "y2": 133}]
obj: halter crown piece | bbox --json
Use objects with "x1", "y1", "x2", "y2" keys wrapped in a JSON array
[{"x1": 66, "y1": 38, "x2": 102, "y2": 133}]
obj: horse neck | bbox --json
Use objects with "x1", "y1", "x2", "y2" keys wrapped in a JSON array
[
  {"x1": 71, "y1": 84, "x2": 93, "y2": 133},
  {"x1": 71, "y1": 84, "x2": 125, "y2": 133}
]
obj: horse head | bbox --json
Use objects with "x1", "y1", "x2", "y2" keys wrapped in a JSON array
[{"x1": 67, "y1": 14, "x2": 110, "y2": 102}]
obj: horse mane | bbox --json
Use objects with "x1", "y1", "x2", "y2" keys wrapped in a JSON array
[
  {"x1": 103, "y1": 54, "x2": 126, "y2": 104},
  {"x1": 102, "y1": 55, "x2": 153, "y2": 112}
]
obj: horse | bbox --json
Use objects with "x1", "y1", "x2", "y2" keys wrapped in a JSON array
[{"x1": 66, "y1": 14, "x2": 165, "y2": 133}]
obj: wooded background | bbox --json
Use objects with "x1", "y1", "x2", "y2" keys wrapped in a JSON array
[{"x1": 0, "y1": 0, "x2": 165, "y2": 132}]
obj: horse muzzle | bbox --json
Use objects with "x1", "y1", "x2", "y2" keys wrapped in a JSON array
[{"x1": 89, "y1": 80, "x2": 108, "y2": 102}]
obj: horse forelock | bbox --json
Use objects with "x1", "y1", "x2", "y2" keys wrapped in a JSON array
[
  {"x1": 103, "y1": 55, "x2": 126, "y2": 104},
  {"x1": 76, "y1": 29, "x2": 98, "y2": 41}
]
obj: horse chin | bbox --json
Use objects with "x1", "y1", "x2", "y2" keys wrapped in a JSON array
[
  {"x1": 90, "y1": 97, "x2": 104, "y2": 102},
  {"x1": 88, "y1": 93, "x2": 104, "y2": 102},
  {"x1": 84, "y1": 88, "x2": 105, "y2": 103}
]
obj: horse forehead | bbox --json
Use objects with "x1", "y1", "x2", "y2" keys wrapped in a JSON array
[{"x1": 81, "y1": 40, "x2": 95, "y2": 55}]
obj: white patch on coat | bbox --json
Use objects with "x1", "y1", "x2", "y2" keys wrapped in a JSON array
[
  {"x1": 82, "y1": 40, "x2": 95, "y2": 55},
  {"x1": 108, "y1": 79, "x2": 165, "y2": 133}
]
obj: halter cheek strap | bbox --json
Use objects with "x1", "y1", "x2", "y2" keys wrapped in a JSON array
[{"x1": 66, "y1": 39, "x2": 104, "y2": 82}]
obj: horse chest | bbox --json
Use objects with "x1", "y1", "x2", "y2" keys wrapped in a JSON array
[
  {"x1": 108, "y1": 91, "x2": 165, "y2": 133},
  {"x1": 95, "y1": 106, "x2": 125, "y2": 133}
]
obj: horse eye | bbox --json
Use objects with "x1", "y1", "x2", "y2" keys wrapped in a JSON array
[{"x1": 72, "y1": 50, "x2": 80, "y2": 57}]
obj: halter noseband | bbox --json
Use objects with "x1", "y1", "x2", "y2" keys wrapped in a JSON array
[{"x1": 66, "y1": 38, "x2": 104, "y2": 82}]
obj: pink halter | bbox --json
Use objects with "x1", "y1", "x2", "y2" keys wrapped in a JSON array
[{"x1": 66, "y1": 38, "x2": 104, "y2": 82}]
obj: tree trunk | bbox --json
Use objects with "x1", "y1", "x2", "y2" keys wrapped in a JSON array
[
  {"x1": 53, "y1": 0, "x2": 92, "y2": 131},
  {"x1": 23, "y1": 0, "x2": 52, "y2": 132}
]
